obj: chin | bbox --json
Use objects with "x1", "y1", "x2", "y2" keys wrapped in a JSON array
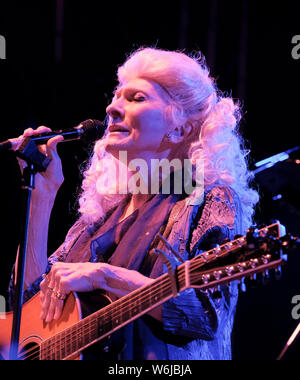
[{"x1": 105, "y1": 139, "x2": 130, "y2": 157}]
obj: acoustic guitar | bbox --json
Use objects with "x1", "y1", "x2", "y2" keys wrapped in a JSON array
[{"x1": 0, "y1": 223, "x2": 297, "y2": 360}]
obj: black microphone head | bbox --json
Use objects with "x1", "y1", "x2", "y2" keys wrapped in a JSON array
[{"x1": 79, "y1": 119, "x2": 106, "y2": 143}]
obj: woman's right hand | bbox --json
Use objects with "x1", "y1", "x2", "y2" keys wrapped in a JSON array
[{"x1": 18, "y1": 126, "x2": 65, "y2": 200}]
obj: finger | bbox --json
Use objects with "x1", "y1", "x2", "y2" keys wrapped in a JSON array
[
  {"x1": 39, "y1": 276, "x2": 49, "y2": 304},
  {"x1": 43, "y1": 270, "x2": 58, "y2": 322},
  {"x1": 44, "y1": 266, "x2": 69, "y2": 322},
  {"x1": 23, "y1": 126, "x2": 52, "y2": 136},
  {"x1": 46, "y1": 282, "x2": 68, "y2": 322},
  {"x1": 35, "y1": 126, "x2": 52, "y2": 133},
  {"x1": 40, "y1": 270, "x2": 56, "y2": 320},
  {"x1": 23, "y1": 128, "x2": 36, "y2": 137},
  {"x1": 53, "y1": 290, "x2": 66, "y2": 320},
  {"x1": 53, "y1": 297, "x2": 65, "y2": 321},
  {"x1": 21, "y1": 126, "x2": 53, "y2": 157},
  {"x1": 52, "y1": 276, "x2": 68, "y2": 321},
  {"x1": 15, "y1": 129, "x2": 38, "y2": 171},
  {"x1": 46, "y1": 135, "x2": 64, "y2": 160},
  {"x1": 45, "y1": 292, "x2": 60, "y2": 323},
  {"x1": 40, "y1": 286, "x2": 54, "y2": 320},
  {"x1": 34, "y1": 127, "x2": 54, "y2": 156}
]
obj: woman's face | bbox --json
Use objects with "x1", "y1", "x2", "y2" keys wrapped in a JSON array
[{"x1": 105, "y1": 77, "x2": 173, "y2": 161}]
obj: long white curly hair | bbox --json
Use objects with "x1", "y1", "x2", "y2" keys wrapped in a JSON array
[{"x1": 78, "y1": 47, "x2": 259, "y2": 233}]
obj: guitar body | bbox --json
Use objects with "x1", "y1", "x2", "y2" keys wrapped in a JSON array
[
  {"x1": 0, "y1": 223, "x2": 291, "y2": 360},
  {"x1": 0, "y1": 290, "x2": 111, "y2": 360}
]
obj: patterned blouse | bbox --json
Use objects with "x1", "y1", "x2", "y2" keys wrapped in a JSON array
[{"x1": 9, "y1": 185, "x2": 243, "y2": 360}]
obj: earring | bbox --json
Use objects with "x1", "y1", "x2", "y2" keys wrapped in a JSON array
[{"x1": 166, "y1": 132, "x2": 172, "y2": 141}]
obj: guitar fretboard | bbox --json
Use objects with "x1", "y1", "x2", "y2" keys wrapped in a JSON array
[
  {"x1": 40, "y1": 269, "x2": 186, "y2": 360},
  {"x1": 38, "y1": 223, "x2": 281, "y2": 360}
]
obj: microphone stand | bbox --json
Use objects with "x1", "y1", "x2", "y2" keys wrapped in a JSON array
[
  {"x1": 252, "y1": 145, "x2": 300, "y2": 360},
  {"x1": 277, "y1": 322, "x2": 300, "y2": 360},
  {"x1": 9, "y1": 138, "x2": 51, "y2": 360},
  {"x1": 252, "y1": 145, "x2": 300, "y2": 175}
]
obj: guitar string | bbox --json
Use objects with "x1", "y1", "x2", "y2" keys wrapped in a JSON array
[
  {"x1": 17, "y1": 229, "x2": 274, "y2": 359},
  {"x1": 22, "y1": 259, "x2": 258, "y2": 361},
  {"x1": 22, "y1": 283, "x2": 172, "y2": 360},
  {"x1": 19, "y1": 271, "x2": 178, "y2": 360},
  {"x1": 22, "y1": 234, "x2": 279, "y2": 360},
  {"x1": 40, "y1": 275, "x2": 175, "y2": 360},
  {"x1": 39, "y1": 252, "x2": 230, "y2": 361},
  {"x1": 18, "y1": 238, "x2": 245, "y2": 359},
  {"x1": 19, "y1": 251, "x2": 239, "y2": 360},
  {"x1": 19, "y1": 242, "x2": 254, "y2": 360},
  {"x1": 34, "y1": 268, "x2": 191, "y2": 360},
  {"x1": 24, "y1": 252, "x2": 239, "y2": 360},
  {"x1": 52, "y1": 245, "x2": 225, "y2": 350}
]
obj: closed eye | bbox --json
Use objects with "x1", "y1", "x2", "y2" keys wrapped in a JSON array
[{"x1": 131, "y1": 92, "x2": 147, "y2": 102}]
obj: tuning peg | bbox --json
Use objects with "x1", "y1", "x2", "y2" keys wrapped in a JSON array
[
  {"x1": 201, "y1": 274, "x2": 211, "y2": 284},
  {"x1": 237, "y1": 262, "x2": 247, "y2": 272},
  {"x1": 239, "y1": 278, "x2": 247, "y2": 292},
  {"x1": 211, "y1": 244, "x2": 221, "y2": 257},
  {"x1": 258, "y1": 224, "x2": 269, "y2": 238},
  {"x1": 250, "y1": 258, "x2": 259, "y2": 268},
  {"x1": 246, "y1": 226, "x2": 260, "y2": 248},
  {"x1": 213, "y1": 270, "x2": 223, "y2": 280},
  {"x1": 220, "y1": 238, "x2": 233, "y2": 250},
  {"x1": 201, "y1": 252, "x2": 210, "y2": 263},
  {"x1": 235, "y1": 236, "x2": 246, "y2": 248},
  {"x1": 262, "y1": 254, "x2": 271, "y2": 264},
  {"x1": 225, "y1": 266, "x2": 234, "y2": 276}
]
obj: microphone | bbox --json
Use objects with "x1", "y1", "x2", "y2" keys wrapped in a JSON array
[{"x1": 0, "y1": 119, "x2": 105, "y2": 151}]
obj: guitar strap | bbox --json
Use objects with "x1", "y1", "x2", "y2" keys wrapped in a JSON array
[
  {"x1": 150, "y1": 198, "x2": 188, "y2": 251},
  {"x1": 147, "y1": 197, "x2": 199, "y2": 279}
]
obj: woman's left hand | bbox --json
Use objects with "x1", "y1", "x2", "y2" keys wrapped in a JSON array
[{"x1": 40, "y1": 262, "x2": 154, "y2": 323}]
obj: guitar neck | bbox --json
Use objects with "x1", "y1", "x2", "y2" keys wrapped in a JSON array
[
  {"x1": 40, "y1": 268, "x2": 187, "y2": 360},
  {"x1": 39, "y1": 222, "x2": 285, "y2": 360}
]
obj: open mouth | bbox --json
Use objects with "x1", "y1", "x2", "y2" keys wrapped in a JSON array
[{"x1": 108, "y1": 124, "x2": 130, "y2": 134}]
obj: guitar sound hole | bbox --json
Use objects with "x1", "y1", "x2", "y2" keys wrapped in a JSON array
[{"x1": 18, "y1": 342, "x2": 40, "y2": 360}]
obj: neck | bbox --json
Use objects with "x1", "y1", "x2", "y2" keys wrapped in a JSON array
[{"x1": 119, "y1": 193, "x2": 152, "y2": 223}]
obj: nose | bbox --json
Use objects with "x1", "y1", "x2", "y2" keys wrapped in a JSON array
[{"x1": 106, "y1": 97, "x2": 125, "y2": 121}]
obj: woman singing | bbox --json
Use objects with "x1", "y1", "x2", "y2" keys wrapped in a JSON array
[{"x1": 9, "y1": 47, "x2": 259, "y2": 360}]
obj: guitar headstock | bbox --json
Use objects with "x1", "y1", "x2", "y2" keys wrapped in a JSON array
[{"x1": 187, "y1": 223, "x2": 299, "y2": 294}]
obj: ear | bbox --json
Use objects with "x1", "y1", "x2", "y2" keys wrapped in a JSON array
[
  {"x1": 168, "y1": 122, "x2": 193, "y2": 144},
  {"x1": 182, "y1": 122, "x2": 193, "y2": 137}
]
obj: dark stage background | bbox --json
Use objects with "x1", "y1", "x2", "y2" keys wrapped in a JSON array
[{"x1": 0, "y1": 1, "x2": 300, "y2": 360}]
